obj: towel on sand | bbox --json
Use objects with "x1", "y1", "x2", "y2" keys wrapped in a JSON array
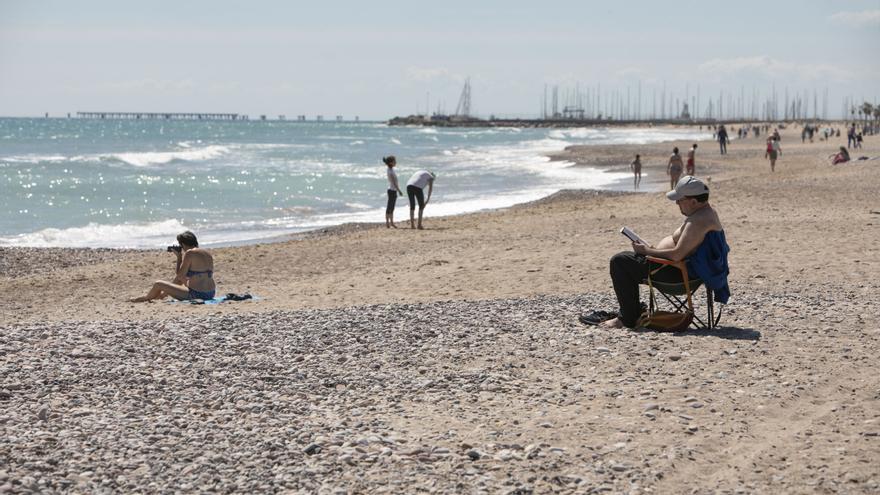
[{"x1": 169, "y1": 293, "x2": 258, "y2": 305}]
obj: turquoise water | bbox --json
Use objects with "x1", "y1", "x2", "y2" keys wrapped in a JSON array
[{"x1": 0, "y1": 118, "x2": 710, "y2": 248}]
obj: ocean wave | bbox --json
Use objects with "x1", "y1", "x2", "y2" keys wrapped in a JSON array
[
  {"x1": 0, "y1": 218, "x2": 189, "y2": 249},
  {"x1": 109, "y1": 145, "x2": 232, "y2": 167},
  {"x1": 3, "y1": 154, "x2": 68, "y2": 164}
]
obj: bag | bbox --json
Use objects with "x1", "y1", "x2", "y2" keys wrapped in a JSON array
[
  {"x1": 636, "y1": 310, "x2": 693, "y2": 332},
  {"x1": 638, "y1": 259, "x2": 695, "y2": 332}
]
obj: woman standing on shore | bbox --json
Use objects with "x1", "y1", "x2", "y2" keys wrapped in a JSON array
[
  {"x1": 667, "y1": 147, "x2": 684, "y2": 190},
  {"x1": 130, "y1": 231, "x2": 215, "y2": 302},
  {"x1": 383, "y1": 156, "x2": 404, "y2": 228}
]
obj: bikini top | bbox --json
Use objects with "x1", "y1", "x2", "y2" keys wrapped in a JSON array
[{"x1": 186, "y1": 269, "x2": 213, "y2": 278}]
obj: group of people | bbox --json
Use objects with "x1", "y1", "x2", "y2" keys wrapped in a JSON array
[
  {"x1": 135, "y1": 173, "x2": 730, "y2": 335},
  {"x1": 847, "y1": 123, "x2": 864, "y2": 149},
  {"x1": 382, "y1": 156, "x2": 436, "y2": 230},
  {"x1": 628, "y1": 144, "x2": 700, "y2": 190},
  {"x1": 130, "y1": 157, "x2": 439, "y2": 304}
]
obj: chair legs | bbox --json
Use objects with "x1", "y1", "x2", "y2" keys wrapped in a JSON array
[{"x1": 650, "y1": 287, "x2": 719, "y2": 330}]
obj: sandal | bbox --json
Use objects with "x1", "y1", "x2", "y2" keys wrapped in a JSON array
[{"x1": 578, "y1": 310, "x2": 618, "y2": 326}]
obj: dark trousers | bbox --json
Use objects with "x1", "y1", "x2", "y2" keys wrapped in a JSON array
[
  {"x1": 609, "y1": 251, "x2": 686, "y2": 328},
  {"x1": 407, "y1": 185, "x2": 425, "y2": 210},
  {"x1": 719, "y1": 140, "x2": 727, "y2": 154},
  {"x1": 386, "y1": 190, "x2": 397, "y2": 215}
]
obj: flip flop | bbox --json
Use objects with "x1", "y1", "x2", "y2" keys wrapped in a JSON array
[{"x1": 578, "y1": 310, "x2": 618, "y2": 326}]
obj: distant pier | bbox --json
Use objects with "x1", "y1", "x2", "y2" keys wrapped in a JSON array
[{"x1": 77, "y1": 112, "x2": 246, "y2": 121}]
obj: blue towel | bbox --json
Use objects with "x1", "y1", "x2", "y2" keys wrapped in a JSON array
[
  {"x1": 686, "y1": 230, "x2": 730, "y2": 304},
  {"x1": 168, "y1": 294, "x2": 259, "y2": 305}
]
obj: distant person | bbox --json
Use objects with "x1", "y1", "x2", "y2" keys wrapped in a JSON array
[
  {"x1": 686, "y1": 143, "x2": 698, "y2": 176},
  {"x1": 581, "y1": 176, "x2": 728, "y2": 329},
  {"x1": 831, "y1": 146, "x2": 850, "y2": 165},
  {"x1": 765, "y1": 137, "x2": 781, "y2": 172},
  {"x1": 856, "y1": 132, "x2": 863, "y2": 149},
  {"x1": 717, "y1": 125, "x2": 729, "y2": 154},
  {"x1": 667, "y1": 147, "x2": 684, "y2": 190},
  {"x1": 382, "y1": 156, "x2": 404, "y2": 228},
  {"x1": 406, "y1": 170, "x2": 436, "y2": 230},
  {"x1": 130, "y1": 231, "x2": 215, "y2": 302},
  {"x1": 847, "y1": 123, "x2": 856, "y2": 149},
  {"x1": 630, "y1": 154, "x2": 642, "y2": 190}
]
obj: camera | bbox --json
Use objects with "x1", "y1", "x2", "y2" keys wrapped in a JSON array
[{"x1": 167, "y1": 245, "x2": 182, "y2": 253}]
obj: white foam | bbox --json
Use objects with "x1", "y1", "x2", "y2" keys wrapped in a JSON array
[
  {"x1": 3, "y1": 154, "x2": 68, "y2": 164},
  {"x1": 0, "y1": 218, "x2": 189, "y2": 249},
  {"x1": 110, "y1": 145, "x2": 231, "y2": 167}
]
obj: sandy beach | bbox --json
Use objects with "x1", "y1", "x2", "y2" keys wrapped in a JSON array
[{"x1": 2, "y1": 126, "x2": 879, "y2": 492}]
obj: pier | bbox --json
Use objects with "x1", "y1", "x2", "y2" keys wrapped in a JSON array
[{"x1": 77, "y1": 112, "x2": 246, "y2": 121}]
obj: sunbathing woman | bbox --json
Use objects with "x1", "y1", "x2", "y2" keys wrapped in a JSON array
[
  {"x1": 130, "y1": 230, "x2": 216, "y2": 302},
  {"x1": 831, "y1": 146, "x2": 850, "y2": 165}
]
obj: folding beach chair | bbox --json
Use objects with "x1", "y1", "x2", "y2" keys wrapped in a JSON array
[{"x1": 639, "y1": 256, "x2": 723, "y2": 331}]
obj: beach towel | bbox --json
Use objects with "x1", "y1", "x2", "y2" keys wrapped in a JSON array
[{"x1": 169, "y1": 293, "x2": 259, "y2": 305}]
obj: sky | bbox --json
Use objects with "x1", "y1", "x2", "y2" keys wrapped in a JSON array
[{"x1": 1, "y1": 0, "x2": 878, "y2": 120}]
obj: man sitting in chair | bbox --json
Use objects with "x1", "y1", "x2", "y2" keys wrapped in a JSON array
[{"x1": 590, "y1": 176, "x2": 727, "y2": 329}]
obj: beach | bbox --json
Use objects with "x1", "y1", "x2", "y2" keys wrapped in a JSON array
[{"x1": 2, "y1": 127, "x2": 879, "y2": 492}]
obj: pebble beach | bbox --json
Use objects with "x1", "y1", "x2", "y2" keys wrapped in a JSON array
[{"x1": 2, "y1": 126, "x2": 879, "y2": 493}]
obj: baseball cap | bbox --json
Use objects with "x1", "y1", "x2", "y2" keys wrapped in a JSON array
[{"x1": 666, "y1": 175, "x2": 709, "y2": 201}]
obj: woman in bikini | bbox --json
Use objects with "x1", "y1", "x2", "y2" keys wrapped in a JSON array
[
  {"x1": 130, "y1": 230, "x2": 216, "y2": 302},
  {"x1": 667, "y1": 147, "x2": 684, "y2": 190}
]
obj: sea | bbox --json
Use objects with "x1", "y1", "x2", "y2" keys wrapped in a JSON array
[{"x1": 0, "y1": 118, "x2": 710, "y2": 249}]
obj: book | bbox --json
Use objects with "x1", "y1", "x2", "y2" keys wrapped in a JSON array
[{"x1": 620, "y1": 226, "x2": 647, "y2": 245}]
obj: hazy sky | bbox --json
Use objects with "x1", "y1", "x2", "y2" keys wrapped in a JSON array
[{"x1": 1, "y1": 0, "x2": 878, "y2": 119}]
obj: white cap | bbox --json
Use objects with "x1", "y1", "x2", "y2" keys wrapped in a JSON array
[{"x1": 666, "y1": 175, "x2": 709, "y2": 201}]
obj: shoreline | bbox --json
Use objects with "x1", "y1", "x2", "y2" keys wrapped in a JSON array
[{"x1": 0, "y1": 125, "x2": 712, "y2": 252}]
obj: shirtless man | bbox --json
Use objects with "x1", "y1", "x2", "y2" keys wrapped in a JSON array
[
  {"x1": 594, "y1": 176, "x2": 723, "y2": 329},
  {"x1": 630, "y1": 154, "x2": 642, "y2": 190}
]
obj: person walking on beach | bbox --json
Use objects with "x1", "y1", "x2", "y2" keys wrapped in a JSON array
[
  {"x1": 130, "y1": 231, "x2": 215, "y2": 302},
  {"x1": 717, "y1": 126, "x2": 729, "y2": 155},
  {"x1": 667, "y1": 147, "x2": 684, "y2": 190},
  {"x1": 847, "y1": 123, "x2": 856, "y2": 149},
  {"x1": 765, "y1": 137, "x2": 781, "y2": 172},
  {"x1": 406, "y1": 170, "x2": 436, "y2": 230},
  {"x1": 382, "y1": 156, "x2": 404, "y2": 228},
  {"x1": 630, "y1": 154, "x2": 642, "y2": 190},
  {"x1": 580, "y1": 176, "x2": 728, "y2": 329},
  {"x1": 686, "y1": 143, "x2": 697, "y2": 176}
]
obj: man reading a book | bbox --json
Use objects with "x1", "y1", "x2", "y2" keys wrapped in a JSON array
[{"x1": 585, "y1": 176, "x2": 727, "y2": 329}]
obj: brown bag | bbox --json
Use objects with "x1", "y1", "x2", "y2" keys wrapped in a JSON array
[
  {"x1": 638, "y1": 257, "x2": 695, "y2": 332},
  {"x1": 637, "y1": 310, "x2": 693, "y2": 332}
]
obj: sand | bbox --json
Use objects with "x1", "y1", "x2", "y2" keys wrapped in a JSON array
[{"x1": 1, "y1": 125, "x2": 878, "y2": 493}]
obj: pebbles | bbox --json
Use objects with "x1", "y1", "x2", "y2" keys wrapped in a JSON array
[{"x1": 1, "y1": 290, "x2": 877, "y2": 492}]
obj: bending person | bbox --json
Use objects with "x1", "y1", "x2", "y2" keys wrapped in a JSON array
[
  {"x1": 406, "y1": 170, "x2": 436, "y2": 230},
  {"x1": 130, "y1": 230, "x2": 216, "y2": 302}
]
